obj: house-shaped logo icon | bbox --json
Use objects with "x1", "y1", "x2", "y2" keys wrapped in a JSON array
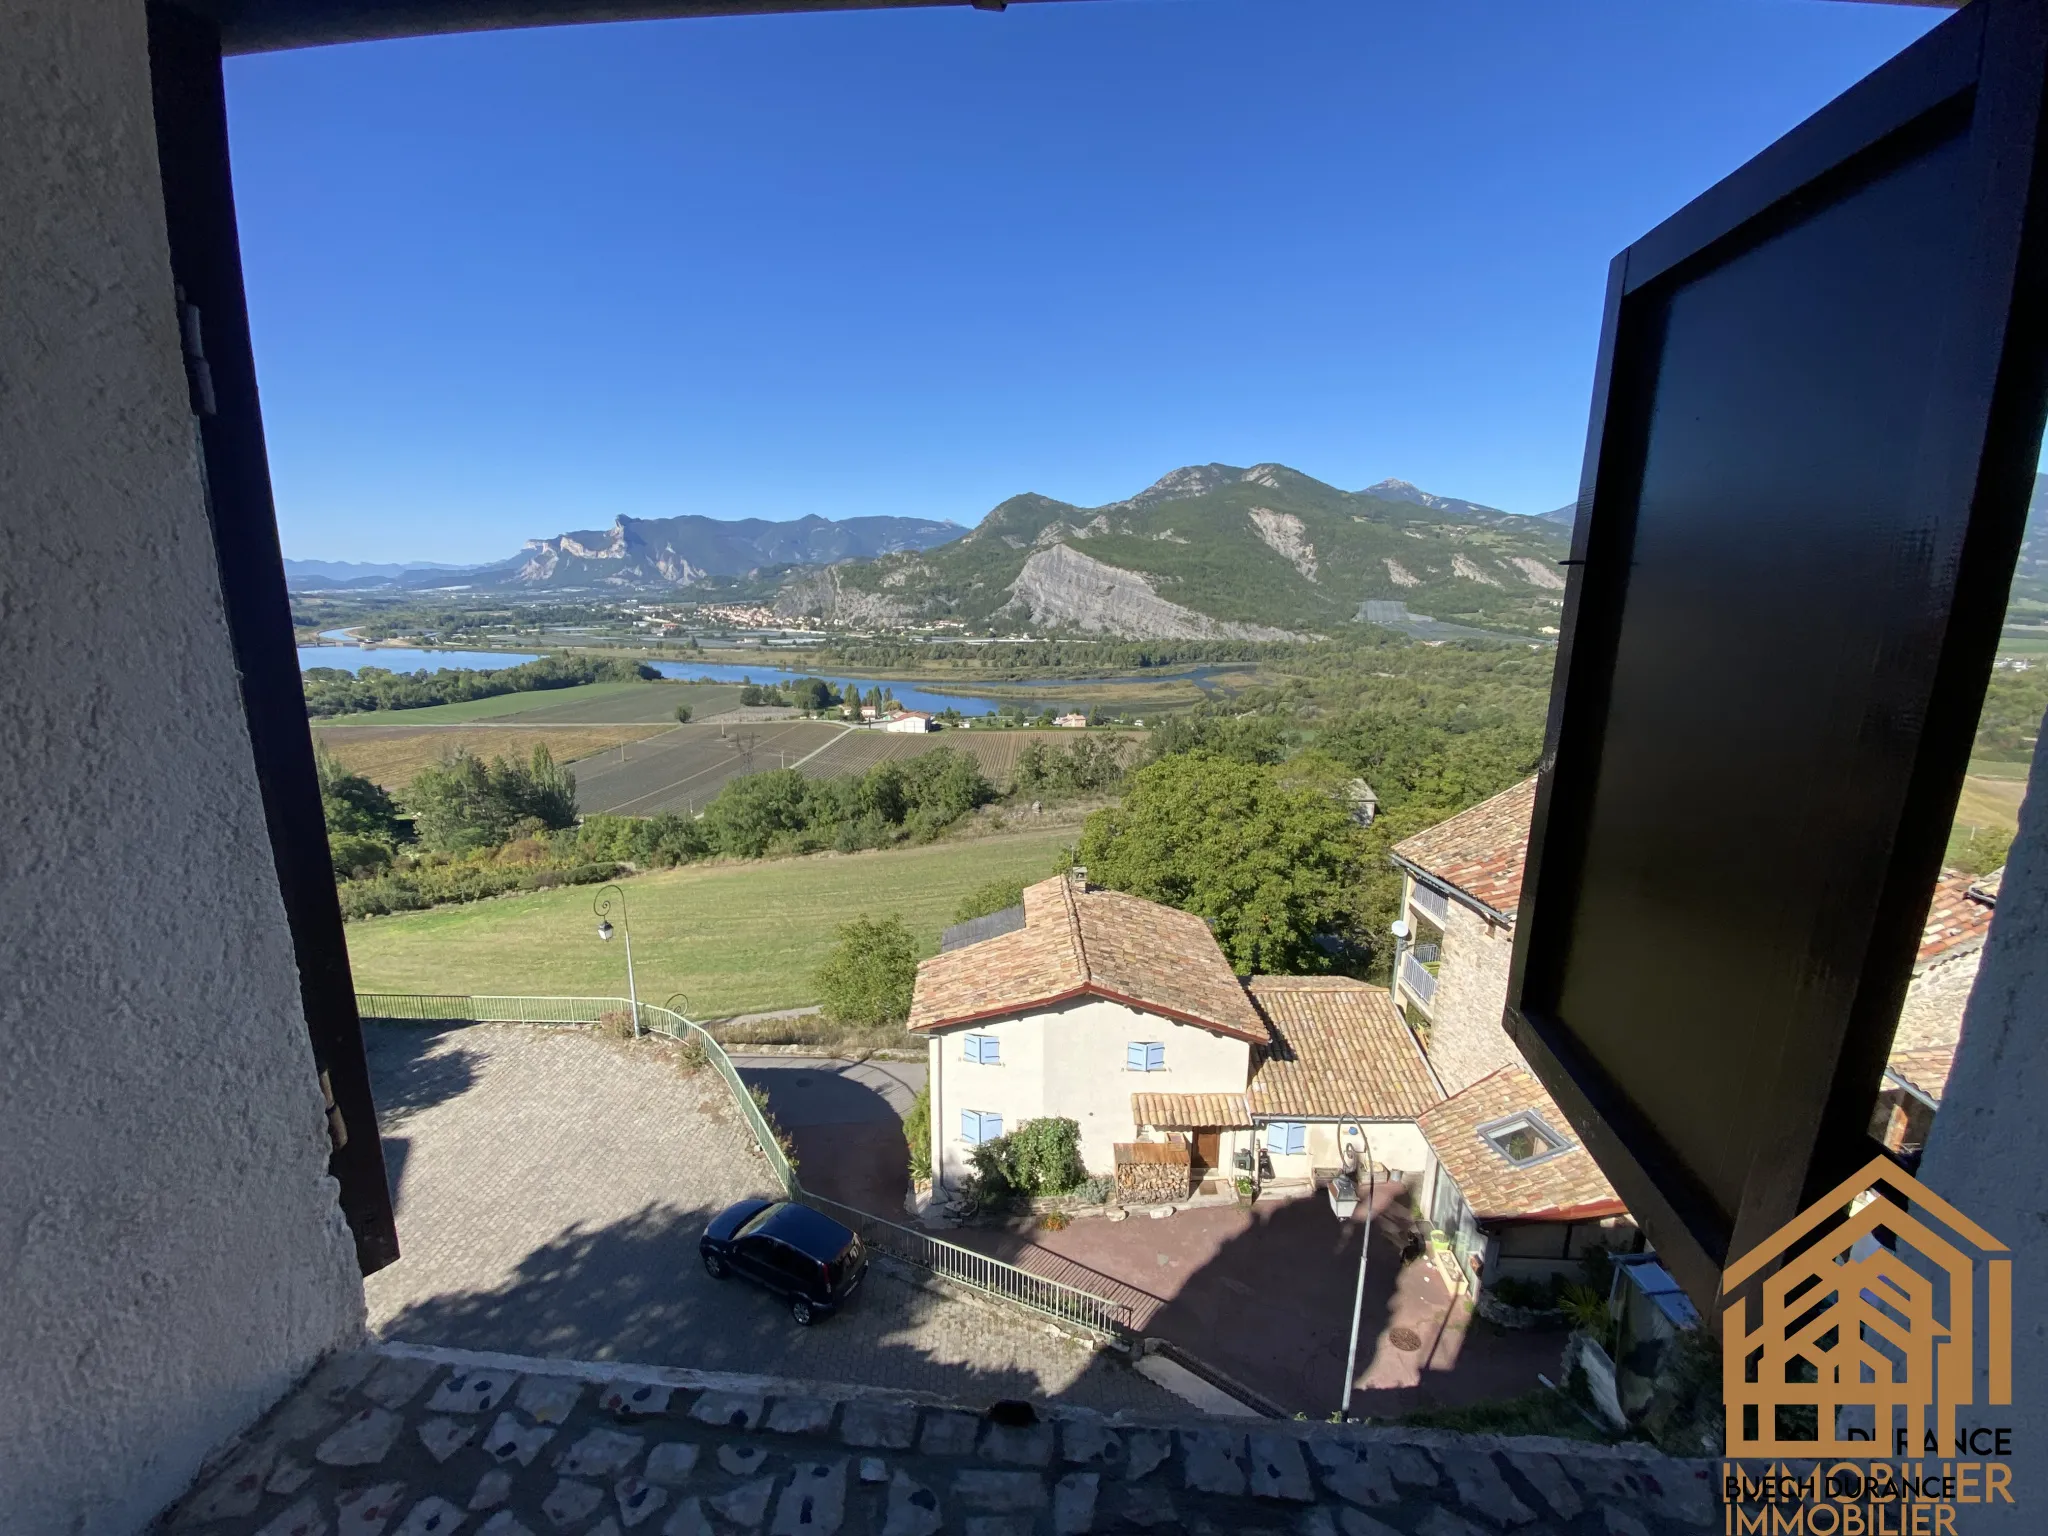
[{"x1": 1722, "y1": 1157, "x2": 2012, "y2": 1457}]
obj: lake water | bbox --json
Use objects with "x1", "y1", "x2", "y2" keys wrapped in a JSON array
[
  {"x1": 295, "y1": 646, "x2": 1224, "y2": 716},
  {"x1": 299, "y1": 645, "x2": 542, "y2": 673},
  {"x1": 646, "y1": 661, "x2": 1012, "y2": 716}
]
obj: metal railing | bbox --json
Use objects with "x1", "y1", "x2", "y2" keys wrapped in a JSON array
[
  {"x1": 354, "y1": 992, "x2": 1125, "y2": 1338},
  {"x1": 800, "y1": 1190, "x2": 1130, "y2": 1339},
  {"x1": 1399, "y1": 950, "x2": 1439, "y2": 1008},
  {"x1": 1408, "y1": 880, "x2": 1450, "y2": 925},
  {"x1": 356, "y1": 993, "x2": 796, "y2": 1196}
]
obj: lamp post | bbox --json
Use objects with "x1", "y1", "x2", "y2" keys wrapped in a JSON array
[
  {"x1": 594, "y1": 884, "x2": 639, "y2": 1037},
  {"x1": 1330, "y1": 1131, "x2": 1376, "y2": 1419}
]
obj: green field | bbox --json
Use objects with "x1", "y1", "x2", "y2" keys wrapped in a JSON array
[
  {"x1": 342, "y1": 825, "x2": 1075, "y2": 1017},
  {"x1": 317, "y1": 679, "x2": 738, "y2": 727}
]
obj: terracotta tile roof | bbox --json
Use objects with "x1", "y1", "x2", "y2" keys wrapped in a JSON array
[
  {"x1": 1417, "y1": 1065, "x2": 1626, "y2": 1223},
  {"x1": 908, "y1": 876, "x2": 1269, "y2": 1043},
  {"x1": 1887, "y1": 1044, "x2": 1957, "y2": 1105},
  {"x1": 1244, "y1": 977, "x2": 1444, "y2": 1122},
  {"x1": 1131, "y1": 1092, "x2": 1251, "y2": 1130},
  {"x1": 1389, "y1": 778, "x2": 1538, "y2": 919},
  {"x1": 1918, "y1": 868, "x2": 1998, "y2": 966}
]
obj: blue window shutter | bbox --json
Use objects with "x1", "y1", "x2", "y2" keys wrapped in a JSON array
[
  {"x1": 985, "y1": 1113, "x2": 1002, "y2": 1139},
  {"x1": 1288, "y1": 1124, "x2": 1307, "y2": 1155},
  {"x1": 961, "y1": 1110, "x2": 980, "y2": 1143},
  {"x1": 983, "y1": 1035, "x2": 1000, "y2": 1064},
  {"x1": 1127, "y1": 1042, "x2": 1146, "y2": 1070},
  {"x1": 1146, "y1": 1043, "x2": 1165, "y2": 1072},
  {"x1": 1265, "y1": 1123, "x2": 1285, "y2": 1154}
]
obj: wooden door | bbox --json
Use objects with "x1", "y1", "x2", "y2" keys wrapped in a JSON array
[{"x1": 1192, "y1": 1131, "x2": 1221, "y2": 1177}]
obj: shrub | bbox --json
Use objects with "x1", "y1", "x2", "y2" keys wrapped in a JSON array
[
  {"x1": 674, "y1": 703, "x2": 693, "y2": 724},
  {"x1": 597, "y1": 1008, "x2": 638, "y2": 1040},
  {"x1": 904, "y1": 1083, "x2": 932, "y2": 1182},
  {"x1": 812, "y1": 914, "x2": 918, "y2": 1027},
  {"x1": 955, "y1": 879, "x2": 1026, "y2": 923},
  {"x1": 968, "y1": 1117, "x2": 1087, "y2": 1199},
  {"x1": 328, "y1": 832, "x2": 394, "y2": 879},
  {"x1": 1039, "y1": 1210, "x2": 1071, "y2": 1232}
]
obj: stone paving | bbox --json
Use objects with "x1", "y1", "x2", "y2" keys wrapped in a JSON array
[
  {"x1": 158, "y1": 1344, "x2": 1718, "y2": 1536},
  {"x1": 362, "y1": 1024, "x2": 1167, "y2": 1413}
]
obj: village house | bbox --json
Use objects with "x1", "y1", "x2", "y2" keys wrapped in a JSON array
[
  {"x1": 1053, "y1": 712, "x2": 1089, "y2": 729},
  {"x1": 1388, "y1": 778, "x2": 1538, "y2": 1095},
  {"x1": 1417, "y1": 1063, "x2": 1637, "y2": 1292},
  {"x1": 1872, "y1": 867, "x2": 2000, "y2": 1157},
  {"x1": 880, "y1": 709, "x2": 936, "y2": 733},
  {"x1": 1391, "y1": 778, "x2": 2004, "y2": 1159},
  {"x1": 909, "y1": 874, "x2": 1448, "y2": 1207}
]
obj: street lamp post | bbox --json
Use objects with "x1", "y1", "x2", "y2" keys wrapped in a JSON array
[
  {"x1": 1331, "y1": 1131, "x2": 1376, "y2": 1419},
  {"x1": 594, "y1": 884, "x2": 639, "y2": 1037}
]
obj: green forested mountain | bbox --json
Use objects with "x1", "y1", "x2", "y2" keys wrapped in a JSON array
[{"x1": 776, "y1": 462, "x2": 1571, "y2": 640}]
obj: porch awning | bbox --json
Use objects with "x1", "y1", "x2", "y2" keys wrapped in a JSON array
[{"x1": 1131, "y1": 1092, "x2": 1250, "y2": 1130}]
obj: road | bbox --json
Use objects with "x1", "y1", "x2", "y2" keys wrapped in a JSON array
[{"x1": 729, "y1": 1055, "x2": 926, "y2": 1217}]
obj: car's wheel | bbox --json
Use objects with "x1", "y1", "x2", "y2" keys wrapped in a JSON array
[
  {"x1": 790, "y1": 1297, "x2": 815, "y2": 1326},
  {"x1": 703, "y1": 1252, "x2": 728, "y2": 1279}
]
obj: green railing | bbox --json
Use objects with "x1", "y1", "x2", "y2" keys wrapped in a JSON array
[{"x1": 352, "y1": 992, "x2": 1128, "y2": 1338}]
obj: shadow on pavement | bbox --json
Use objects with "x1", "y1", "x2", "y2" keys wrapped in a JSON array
[
  {"x1": 374, "y1": 1200, "x2": 1159, "y2": 1413},
  {"x1": 736, "y1": 1060, "x2": 915, "y2": 1216}
]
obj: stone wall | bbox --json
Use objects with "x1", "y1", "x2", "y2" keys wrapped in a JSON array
[
  {"x1": 1417, "y1": 900, "x2": 1524, "y2": 1095},
  {"x1": 0, "y1": 5, "x2": 365, "y2": 1531},
  {"x1": 1893, "y1": 944, "x2": 1982, "y2": 1055}
]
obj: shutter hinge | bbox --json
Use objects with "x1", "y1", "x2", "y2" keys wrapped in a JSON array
[{"x1": 176, "y1": 284, "x2": 217, "y2": 418}]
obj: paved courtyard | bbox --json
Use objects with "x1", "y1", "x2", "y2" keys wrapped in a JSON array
[{"x1": 363, "y1": 1024, "x2": 1168, "y2": 1414}]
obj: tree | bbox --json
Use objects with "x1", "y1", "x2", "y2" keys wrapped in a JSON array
[
  {"x1": 955, "y1": 878, "x2": 1026, "y2": 923},
  {"x1": 674, "y1": 703, "x2": 693, "y2": 724},
  {"x1": 1078, "y1": 752, "x2": 1366, "y2": 974},
  {"x1": 812, "y1": 913, "x2": 918, "y2": 1027},
  {"x1": 404, "y1": 744, "x2": 578, "y2": 852},
  {"x1": 316, "y1": 749, "x2": 408, "y2": 843}
]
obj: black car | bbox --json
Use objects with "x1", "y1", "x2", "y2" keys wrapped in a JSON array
[{"x1": 700, "y1": 1199, "x2": 868, "y2": 1325}]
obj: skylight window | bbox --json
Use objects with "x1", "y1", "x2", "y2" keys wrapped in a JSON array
[{"x1": 1477, "y1": 1111, "x2": 1570, "y2": 1168}]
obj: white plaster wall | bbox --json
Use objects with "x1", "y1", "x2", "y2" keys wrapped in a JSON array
[
  {"x1": 1918, "y1": 717, "x2": 2048, "y2": 1535},
  {"x1": 930, "y1": 999, "x2": 1251, "y2": 1188},
  {"x1": 0, "y1": 6, "x2": 366, "y2": 1531}
]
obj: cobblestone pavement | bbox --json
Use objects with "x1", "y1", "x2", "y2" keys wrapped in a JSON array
[
  {"x1": 363, "y1": 1025, "x2": 1167, "y2": 1413},
  {"x1": 160, "y1": 1344, "x2": 1718, "y2": 1536}
]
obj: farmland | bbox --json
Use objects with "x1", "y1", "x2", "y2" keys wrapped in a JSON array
[
  {"x1": 314, "y1": 724, "x2": 672, "y2": 790},
  {"x1": 311, "y1": 680, "x2": 745, "y2": 788},
  {"x1": 569, "y1": 724, "x2": 1147, "y2": 815},
  {"x1": 342, "y1": 824, "x2": 1077, "y2": 1016}
]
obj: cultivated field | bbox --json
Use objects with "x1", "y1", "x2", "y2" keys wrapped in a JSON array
[
  {"x1": 795, "y1": 728, "x2": 1142, "y2": 785},
  {"x1": 316, "y1": 679, "x2": 740, "y2": 727},
  {"x1": 313, "y1": 724, "x2": 671, "y2": 789},
  {"x1": 571, "y1": 720, "x2": 850, "y2": 815},
  {"x1": 342, "y1": 825, "x2": 1077, "y2": 1016}
]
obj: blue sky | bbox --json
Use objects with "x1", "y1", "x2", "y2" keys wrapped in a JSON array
[{"x1": 227, "y1": 0, "x2": 1942, "y2": 565}]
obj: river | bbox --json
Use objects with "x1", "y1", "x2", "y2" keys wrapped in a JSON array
[{"x1": 296, "y1": 644, "x2": 1234, "y2": 717}]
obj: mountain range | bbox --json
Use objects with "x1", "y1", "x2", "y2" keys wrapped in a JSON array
[
  {"x1": 774, "y1": 463, "x2": 1572, "y2": 640},
  {"x1": 285, "y1": 465, "x2": 1577, "y2": 639}
]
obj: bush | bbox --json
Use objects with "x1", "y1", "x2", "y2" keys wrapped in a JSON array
[
  {"x1": 328, "y1": 832, "x2": 394, "y2": 879},
  {"x1": 904, "y1": 1082, "x2": 932, "y2": 1182},
  {"x1": 968, "y1": 1117, "x2": 1087, "y2": 1199},
  {"x1": 1039, "y1": 1210, "x2": 1070, "y2": 1232},
  {"x1": 812, "y1": 914, "x2": 918, "y2": 1027},
  {"x1": 405, "y1": 744, "x2": 577, "y2": 852},
  {"x1": 955, "y1": 879, "x2": 1026, "y2": 923},
  {"x1": 674, "y1": 703, "x2": 693, "y2": 724}
]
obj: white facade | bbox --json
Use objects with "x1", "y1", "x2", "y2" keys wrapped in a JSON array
[
  {"x1": 1256, "y1": 1119, "x2": 1435, "y2": 1191},
  {"x1": 925, "y1": 996, "x2": 1253, "y2": 1189},
  {"x1": 881, "y1": 712, "x2": 935, "y2": 733}
]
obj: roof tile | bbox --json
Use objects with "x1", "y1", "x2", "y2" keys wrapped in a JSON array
[
  {"x1": 1245, "y1": 978, "x2": 1443, "y2": 1121},
  {"x1": 908, "y1": 876, "x2": 1269, "y2": 1042},
  {"x1": 1417, "y1": 1065, "x2": 1625, "y2": 1222},
  {"x1": 1390, "y1": 779, "x2": 1537, "y2": 917}
]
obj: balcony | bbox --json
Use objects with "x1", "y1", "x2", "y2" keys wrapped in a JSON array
[
  {"x1": 1399, "y1": 950, "x2": 1439, "y2": 1010},
  {"x1": 1409, "y1": 881, "x2": 1450, "y2": 926}
]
